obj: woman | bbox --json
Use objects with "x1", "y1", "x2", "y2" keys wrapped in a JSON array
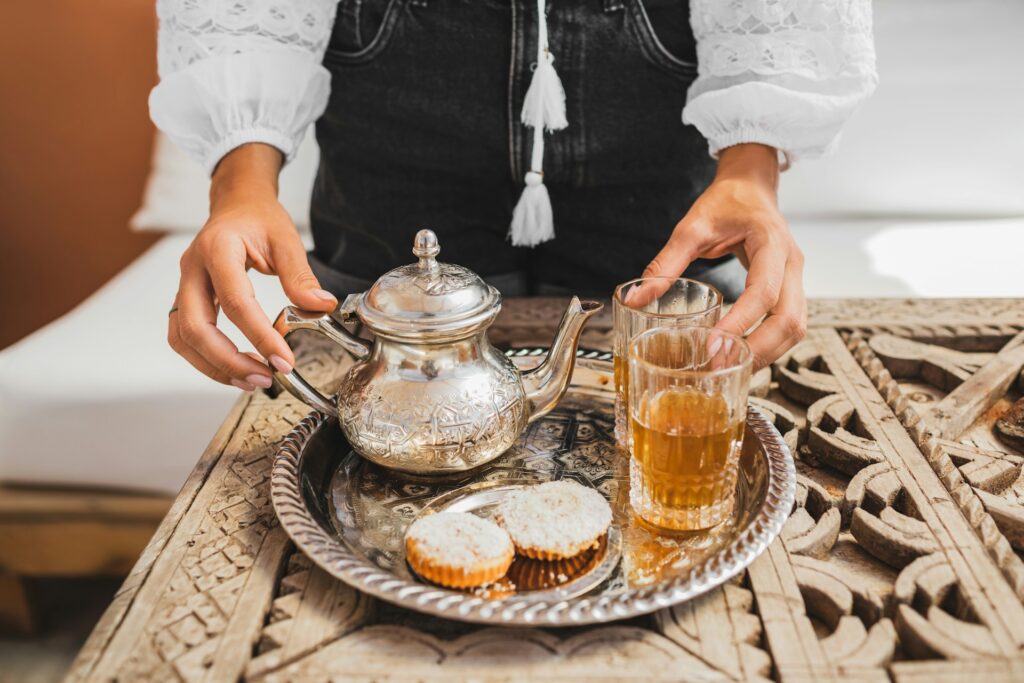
[{"x1": 152, "y1": 0, "x2": 876, "y2": 391}]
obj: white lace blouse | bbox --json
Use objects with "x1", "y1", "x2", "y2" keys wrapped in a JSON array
[{"x1": 150, "y1": 0, "x2": 877, "y2": 175}]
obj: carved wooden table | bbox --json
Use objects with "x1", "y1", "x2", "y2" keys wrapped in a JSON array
[{"x1": 67, "y1": 298, "x2": 1024, "y2": 682}]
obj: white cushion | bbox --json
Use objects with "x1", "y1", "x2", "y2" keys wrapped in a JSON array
[
  {"x1": 131, "y1": 130, "x2": 319, "y2": 234},
  {"x1": 0, "y1": 235, "x2": 291, "y2": 494},
  {"x1": 780, "y1": 0, "x2": 1024, "y2": 217}
]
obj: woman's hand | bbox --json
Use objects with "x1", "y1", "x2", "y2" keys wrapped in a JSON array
[
  {"x1": 643, "y1": 143, "x2": 806, "y2": 368},
  {"x1": 169, "y1": 143, "x2": 337, "y2": 390}
]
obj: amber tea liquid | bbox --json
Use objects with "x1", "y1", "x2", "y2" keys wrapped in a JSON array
[
  {"x1": 616, "y1": 331, "x2": 701, "y2": 448},
  {"x1": 630, "y1": 387, "x2": 744, "y2": 530}
]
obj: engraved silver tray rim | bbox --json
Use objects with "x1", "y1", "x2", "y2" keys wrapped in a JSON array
[{"x1": 271, "y1": 352, "x2": 796, "y2": 626}]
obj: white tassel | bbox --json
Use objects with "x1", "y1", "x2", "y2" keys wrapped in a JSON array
[
  {"x1": 510, "y1": 171, "x2": 554, "y2": 247},
  {"x1": 509, "y1": 0, "x2": 563, "y2": 248},
  {"x1": 521, "y1": 51, "x2": 568, "y2": 132}
]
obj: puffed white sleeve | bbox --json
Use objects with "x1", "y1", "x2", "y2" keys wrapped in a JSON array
[
  {"x1": 682, "y1": 0, "x2": 878, "y2": 166},
  {"x1": 149, "y1": 0, "x2": 338, "y2": 175}
]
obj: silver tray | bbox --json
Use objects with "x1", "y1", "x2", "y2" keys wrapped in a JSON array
[{"x1": 271, "y1": 351, "x2": 796, "y2": 626}]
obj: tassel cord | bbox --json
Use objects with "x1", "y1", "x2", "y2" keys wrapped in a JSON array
[{"x1": 509, "y1": 0, "x2": 566, "y2": 247}]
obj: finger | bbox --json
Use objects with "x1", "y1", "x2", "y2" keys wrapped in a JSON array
[
  {"x1": 168, "y1": 319, "x2": 253, "y2": 389},
  {"x1": 627, "y1": 221, "x2": 710, "y2": 307},
  {"x1": 175, "y1": 261, "x2": 277, "y2": 385},
  {"x1": 269, "y1": 237, "x2": 337, "y2": 311},
  {"x1": 743, "y1": 255, "x2": 807, "y2": 369},
  {"x1": 714, "y1": 241, "x2": 788, "y2": 339},
  {"x1": 168, "y1": 293, "x2": 233, "y2": 384},
  {"x1": 706, "y1": 328, "x2": 733, "y2": 372},
  {"x1": 203, "y1": 242, "x2": 296, "y2": 371}
]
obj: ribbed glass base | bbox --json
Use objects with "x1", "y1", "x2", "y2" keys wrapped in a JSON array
[{"x1": 629, "y1": 457, "x2": 737, "y2": 531}]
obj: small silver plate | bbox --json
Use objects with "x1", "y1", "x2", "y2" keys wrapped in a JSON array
[
  {"x1": 414, "y1": 479, "x2": 623, "y2": 602},
  {"x1": 272, "y1": 351, "x2": 796, "y2": 626}
]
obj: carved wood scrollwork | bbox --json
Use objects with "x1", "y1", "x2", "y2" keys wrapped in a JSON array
[{"x1": 782, "y1": 475, "x2": 841, "y2": 559}]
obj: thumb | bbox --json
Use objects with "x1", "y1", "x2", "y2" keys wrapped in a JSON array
[
  {"x1": 626, "y1": 221, "x2": 706, "y2": 308},
  {"x1": 270, "y1": 236, "x2": 337, "y2": 311}
]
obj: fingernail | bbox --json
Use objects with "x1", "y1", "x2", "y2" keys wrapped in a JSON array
[
  {"x1": 708, "y1": 336, "x2": 723, "y2": 357},
  {"x1": 231, "y1": 379, "x2": 256, "y2": 392},
  {"x1": 269, "y1": 355, "x2": 293, "y2": 374},
  {"x1": 723, "y1": 338, "x2": 734, "y2": 358},
  {"x1": 246, "y1": 373, "x2": 273, "y2": 389},
  {"x1": 311, "y1": 288, "x2": 336, "y2": 302}
]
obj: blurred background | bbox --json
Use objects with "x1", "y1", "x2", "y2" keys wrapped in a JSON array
[{"x1": 1, "y1": 1, "x2": 1022, "y2": 680}]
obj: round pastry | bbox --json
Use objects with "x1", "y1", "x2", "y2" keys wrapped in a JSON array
[
  {"x1": 494, "y1": 480, "x2": 613, "y2": 560},
  {"x1": 405, "y1": 512, "x2": 514, "y2": 589}
]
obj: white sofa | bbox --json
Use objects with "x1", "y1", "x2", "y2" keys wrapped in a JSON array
[
  {"x1": 1, "y1": 0, "x2": 1022, "y2": 495},
  {"x1": 0, "y1": 236, "x2": 290, "y2": 493}
]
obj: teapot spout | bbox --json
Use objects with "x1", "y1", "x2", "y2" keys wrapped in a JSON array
[{"x1": 522, "y1": 297, "x2": 604, "y2": 422}]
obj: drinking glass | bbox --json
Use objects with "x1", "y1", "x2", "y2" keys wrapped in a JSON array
[
  {"x1": 613, "y1": 278, "x2": 723, "y2": 447},
  {"x1": 627, "y1": 326, "x2": 752, "y2": 531}
]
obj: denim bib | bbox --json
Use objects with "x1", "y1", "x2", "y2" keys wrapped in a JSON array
[{"x1": 310, "y1": 0, "x2": 732, "y2": 299}]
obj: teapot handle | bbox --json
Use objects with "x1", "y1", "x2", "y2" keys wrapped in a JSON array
[{"x1": 270, "y1": 299, "x2": 372, "y2": 417}]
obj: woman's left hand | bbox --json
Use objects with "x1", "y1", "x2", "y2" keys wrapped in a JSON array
[{"x1": 643, "y1": 143, "x2": 806, "y2": 369}]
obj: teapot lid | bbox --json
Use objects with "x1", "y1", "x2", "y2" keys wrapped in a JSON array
[{"x1": 356, "y1": 229, "x2": 501, "y2": 340}]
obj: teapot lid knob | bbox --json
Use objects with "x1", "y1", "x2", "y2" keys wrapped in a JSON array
[{"x1": 413, "y1": 229, "x2": 440, "y2": 271}]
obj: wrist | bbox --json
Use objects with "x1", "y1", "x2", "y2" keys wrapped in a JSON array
[
  {"x1": 210, "y1": 143, "x2": 284, "y2": 212},
  {"x1": 714, "y1": 143, "x2": 780, "y2": 193}
]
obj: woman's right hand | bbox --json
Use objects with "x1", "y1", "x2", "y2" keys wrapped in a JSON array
[{"x1": 168, "y1": 143, "x2": 338, "y2": 391}]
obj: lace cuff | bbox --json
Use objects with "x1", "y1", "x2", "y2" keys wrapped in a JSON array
[
  {"x1": 683, "y1": 80, "x2": 876, "y2": 166},
  {"x1": 149, "y1": 51, "x2": 330, "y2": 175}
]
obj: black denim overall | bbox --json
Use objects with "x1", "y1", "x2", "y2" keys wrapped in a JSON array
[{"x1": 309, "y1": 0, "x2": 743, "y2": 300}]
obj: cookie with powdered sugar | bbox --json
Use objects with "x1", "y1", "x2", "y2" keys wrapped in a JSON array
[
  {"x1": 494, "y1": 480, "x2": 612, "y2": 560},
  {"x1": 405, "y1": 512, "x2": 514, "y2": 589}
]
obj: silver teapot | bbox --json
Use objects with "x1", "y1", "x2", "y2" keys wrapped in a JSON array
[{"x1": 272, "y1": 229, "x2": 603, "y2": 474}]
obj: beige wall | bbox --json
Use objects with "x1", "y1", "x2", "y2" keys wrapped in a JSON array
[{"x1": 0, "y1": 1, "x2": 162, "y2": 348}]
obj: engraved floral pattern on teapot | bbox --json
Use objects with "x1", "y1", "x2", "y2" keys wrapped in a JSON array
[
  {"x1": 338, "y1": 358, "x2": 527, "y2": 470},
  {"x1": 376, "y1": 263, "x2": 479, "y2": 297}
]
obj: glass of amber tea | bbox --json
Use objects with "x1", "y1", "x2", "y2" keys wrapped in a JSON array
[
  {"x1": 627, "y1": 326, "x2": 752, "y2": 531},
  {"x1": 613, "y1": 278, "x2": 722, "y2": 448}
]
